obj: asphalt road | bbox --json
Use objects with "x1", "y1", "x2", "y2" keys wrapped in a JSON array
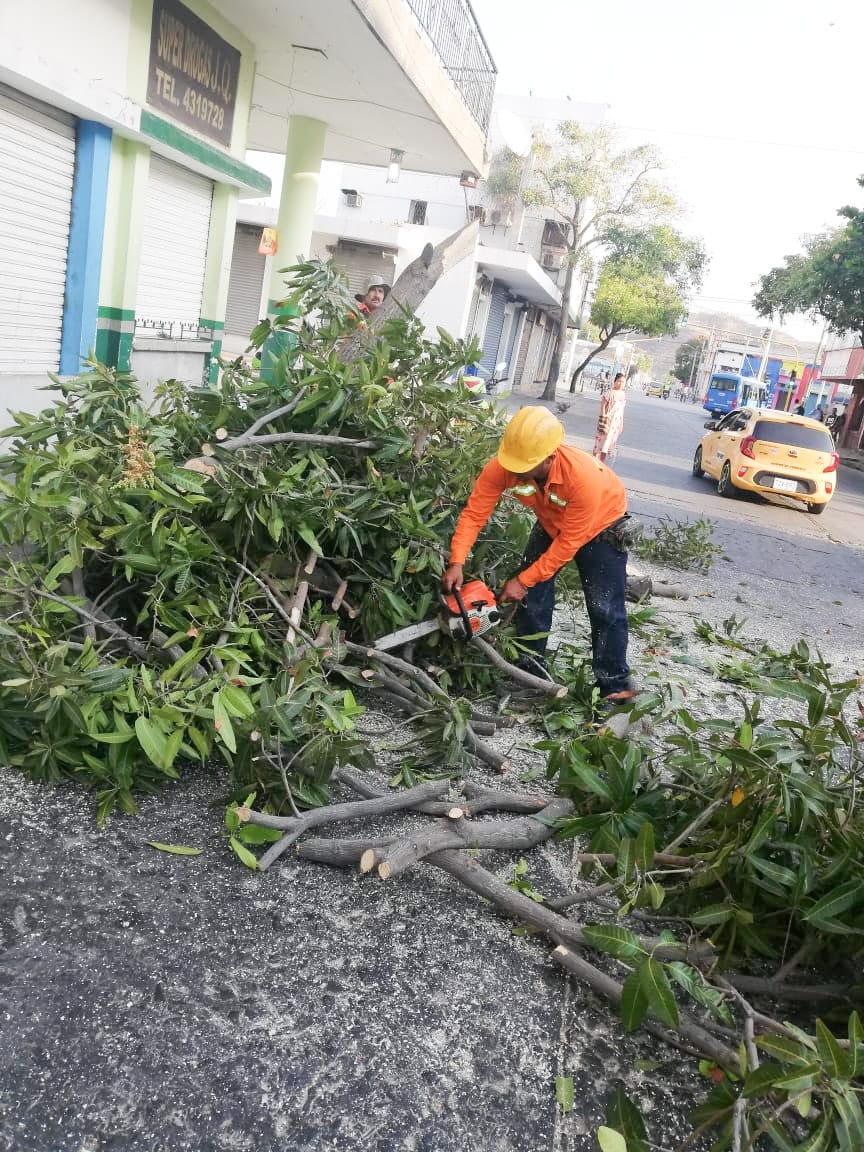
[{"x1": 505, "y1": 385, "x2": 864, "y2": 632}]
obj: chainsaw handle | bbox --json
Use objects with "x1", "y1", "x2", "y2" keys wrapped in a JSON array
[{"x1": 451, "y1": 585, "x2": 474, "y2": 642}]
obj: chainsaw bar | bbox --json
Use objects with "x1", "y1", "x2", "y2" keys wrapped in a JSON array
[{"x1": 373, "y1": 618, "x2": 441, "y2": 651}]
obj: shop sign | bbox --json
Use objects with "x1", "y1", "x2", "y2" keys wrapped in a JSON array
[
  {"x1": 258, "y1": 228, "x2": 279, "y2": 256},
  {"x1": 147, "y1": 0, "x2": 240, "y2": 148}
]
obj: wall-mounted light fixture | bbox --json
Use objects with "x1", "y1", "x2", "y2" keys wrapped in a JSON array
[{"x1": 387, "y1": 148, "x2": 404, "y2": 184}]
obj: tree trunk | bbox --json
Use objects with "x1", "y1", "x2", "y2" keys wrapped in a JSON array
[
  {"x1": 542, "y1": 257, "x2": 575, "y2": 400},
  {"x1": 337, "y1": 221, "x2": 479, "y2": 364},
  {"x1": 568, "y1": 329, "x2": 620, "y2": 393}
]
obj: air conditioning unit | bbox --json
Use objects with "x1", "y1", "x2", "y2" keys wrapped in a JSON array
[
  {"x1": 542, "y1": 251, "x2": 564, "y2": 270},
  {"x1": 344, "y1": 191, "x2": 363, "y2": 209},
  {"x1": 489, "y1": 209, "x2": 513, "y2": 227}
]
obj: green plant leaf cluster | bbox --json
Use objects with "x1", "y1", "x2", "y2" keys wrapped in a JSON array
[{"x1": 0, "y1": 260, "x2": 530, "y2": 820}]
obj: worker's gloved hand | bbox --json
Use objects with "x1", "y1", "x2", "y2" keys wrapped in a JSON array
[
  {"x1": 441, "y1": 563, "x2": 464, "y2": 593},
  {"x1": 499, "y1": 576, "x2": 528, "y2": 604}
]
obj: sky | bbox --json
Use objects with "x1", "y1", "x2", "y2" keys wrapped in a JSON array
[{"x1": 470, "y1": 0, "x2": 864, "y2": 345}]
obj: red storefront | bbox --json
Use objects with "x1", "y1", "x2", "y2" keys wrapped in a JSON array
[{"x1": 819, "y1": 347, "x2": 864, "y2": 450}]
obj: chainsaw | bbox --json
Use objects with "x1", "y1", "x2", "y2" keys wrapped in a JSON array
[{"x1": 373, "y1": 580, "x2": 510, "y2": 652}]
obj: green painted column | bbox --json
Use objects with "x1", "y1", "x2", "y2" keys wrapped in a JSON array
[
  {"x1": 267, "y1": 115, "x2": 327, "y2": 314},
  {"x1": 95, "y1": 137, "x2": 150, "y2": 372},
  {"x1": 200, "y1": 182, "x2": 239, "y2": 383},
  {"x1": 261, "y1": 116, "x2": 326, "y2": 385}
]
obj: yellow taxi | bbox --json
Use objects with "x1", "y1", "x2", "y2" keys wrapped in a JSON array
[
  {"x1": 693, "y1": 408, "x2": 838, "y2": 514},
  {"x1": 645, "y1": 381, "x2": 666, "y2": 398}
]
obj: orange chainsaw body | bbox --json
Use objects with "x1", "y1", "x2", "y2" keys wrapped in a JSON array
[{"x1": 442, "y1": 580, "x2": 502, "y2": 639}]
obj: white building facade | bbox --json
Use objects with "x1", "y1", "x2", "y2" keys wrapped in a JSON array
[{"x1": 225, "y1": 95, "x2": 610, "y2": 393}]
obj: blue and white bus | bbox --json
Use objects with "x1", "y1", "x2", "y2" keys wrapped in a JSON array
[{"x1": 703, "y1": 373, "x2": 772, "y2": 416}]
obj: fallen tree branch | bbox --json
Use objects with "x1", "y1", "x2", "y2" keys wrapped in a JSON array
[
  {"x1": 368, "y1": 798, "x2": 573, "y2": 880},
  {"x1": 427, "y1": 850, "x2": 715, "y2": 967},
  {"x1": 471, "y1": 636, "x2": 568, "y2": 698},
  {"x1": 244, "y1": 777, "x2": 452, "y2": 871},
  {"x1": 551, "y1": 945, "x2": 739, "y2": 1071},
  {"x1": 333, "y1": 768, "x2": 548, "y2": 819},
  {"x1": 348, "y1": 644, "x2": 511, "y2": 771},
  {"x1": 725, "y1": 974, "x2": 857, "y2": 1003}
]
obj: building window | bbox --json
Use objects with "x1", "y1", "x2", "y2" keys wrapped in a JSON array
[
  {"x1": 409, "y1": 200, "x2": 428, "y2": 225},
  {"x1": 467, "y1": 204, "x2": 487, "y2": 225},
  {"x1": 542, "y1": 219, "x2": 567, "y2": 247}
]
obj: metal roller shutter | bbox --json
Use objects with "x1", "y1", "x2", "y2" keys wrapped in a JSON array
[
  {"x1": 333, "y1": 241, "x2": 394, "y2": 297},
  {"x1": 480, "y1": 282, "x2": 508, "y2": 372},
  {"x1": 225, "y1": 225, "x2": 265, "y2": 339},
  {"x1": 136, "y1": 154, "x2": 213, "y2": 325},
  {"x1": 0, "y1": 85, "x2": 75, "y2": 373},
  {"x1": 514, "y1": 307, "x2": 535, "y2": 389}
]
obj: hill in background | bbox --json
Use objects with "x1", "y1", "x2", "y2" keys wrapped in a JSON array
[{"x1": 637, "y1": 311, "x2": 819, "y2": 381}]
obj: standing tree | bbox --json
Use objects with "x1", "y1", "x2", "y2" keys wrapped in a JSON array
[
  {"x1": 754, "y1": 175, "x2": 864, "y2": 345},
  {"x1": 566, "y1": 224, "x2": 707, "y2": 390},
  {"x1": 672, "y1": 336, "x2": 707, "y2": 383},
  {"x1": 519, "y1": 123, "x2": 683, "y2": 401}
]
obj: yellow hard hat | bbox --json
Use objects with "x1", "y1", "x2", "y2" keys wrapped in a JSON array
[{"x1": 497, "y1": 406, "x2": 564, "y2": 473}]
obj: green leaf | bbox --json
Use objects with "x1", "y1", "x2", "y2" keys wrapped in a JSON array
[
  {"x1": 639, "y1": 956, "x2": 678, "y2": 1028},
  {"x1": 634, "y1": 822, "x2": 655, "y2": 871},
  {"x1": 220, "y1": 683, "x2": 256, "y2": 719},
  {"x1": 620, "y1": 966, "x2": 649, "y2": 1031},
  {"x1": 617, "y1": 836, "x2": 636, "y2": 880},
  {"x1": 596, "y1": 1128, "x2": 627, "y2": 1152},
  {"x1": 44, "y1": 554, "x2": 77, "y2": 590},
  {"x1": 605, "y1": 1086, "x2": 648, "y2": 1152},
  {"x1": 848, "y1": 1011, "x2": 864, "y2": 1078},
  {"x1": 146, "y1": 842, "x2": 202, "y2": 856},
  {"x1": 771, "y1": 1062, "x2": 821, "y2": 1093},
  {"x1": 756, "y1": 1034, "x2": 812, "y2": 1065},
  {"x1": 237, "y1": 824, "x2": 283, "y2": 844},
  {"x1": 748, "y1": 855, "x2": 797, "y2": 890},
  {"x1": 229, "y1": 835, "x2": 258, "y2": 870},
  {"x1": 555, "y1": 1076, "x2": 574, "y2": 1114},
  {"x1": 296, "y1": 521, "x2": 324, "y2": 556},
  {"x1": 89, "y1": 730, "x2": 136, "y2": 744},
  {"x1": 688, "y1": 903, "x2": 734, "y2": 927},
  {"x1": 814, "y1": 1018, "x2": 849, "y2": 1078},
  {"x1": 742, "y1": 1063, "x2": 783, "y2": 1098},
  {"x1": 832, "y1": 1086, "x2": 864, "y2": 1146},
  {"x1": 803, "y1": 880, "x2": 862, "y2": 925},
  {"x1": 212, "y1": 690, "x2": 237, "y2": 752},
  {"x1": 134, "y1": 715, "x2": 167, "y2": 771},
  {"x1": 582, "y1": 924, "x2": 646, "y2": 961}
]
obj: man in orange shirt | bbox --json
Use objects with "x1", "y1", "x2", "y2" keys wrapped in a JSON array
[{"x1": 443, "y1": 405, "x2": 636, "y2": 703}]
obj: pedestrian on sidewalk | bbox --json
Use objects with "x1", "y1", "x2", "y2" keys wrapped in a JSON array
[
  {"x1": 829, "y1": 407, "x2": 846, "y2": 443},
  {"x1": 593, "y1": 372, "x2": 627, "y2": 463},
  {"x1": 442, "y1": 406, "x2": 637, "y2": 704}
]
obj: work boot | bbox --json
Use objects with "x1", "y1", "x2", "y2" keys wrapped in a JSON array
[{"x1": 600, "y1": 677, "x2": 642, "y2": 709}]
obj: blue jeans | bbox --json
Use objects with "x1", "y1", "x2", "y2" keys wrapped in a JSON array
[{"x1": 515, "y1": 523, "x2": 631, "y2": 695}]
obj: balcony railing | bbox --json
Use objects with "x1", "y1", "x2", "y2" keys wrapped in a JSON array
[{"x1": 404, "y1": 0, "x2": 497, "y2": 135}]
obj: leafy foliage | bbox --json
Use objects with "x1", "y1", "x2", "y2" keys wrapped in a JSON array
[
  {"x1": 0, "y1": 261, "x2": 529, "y2": 820},
  {"x1": 754, "y1": 176, "x2": 864, "y2": 345},
  {"x1": 672, "y1": 335, "x2": 707, "y2": 383},
  {"x1": 632, "y1": 515, "x2": 725, "y2": 573}
]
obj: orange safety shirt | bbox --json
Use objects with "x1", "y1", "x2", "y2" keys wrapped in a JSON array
[{"x1": 449, "y1": 443, "x2": 627, "y2": 588}]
